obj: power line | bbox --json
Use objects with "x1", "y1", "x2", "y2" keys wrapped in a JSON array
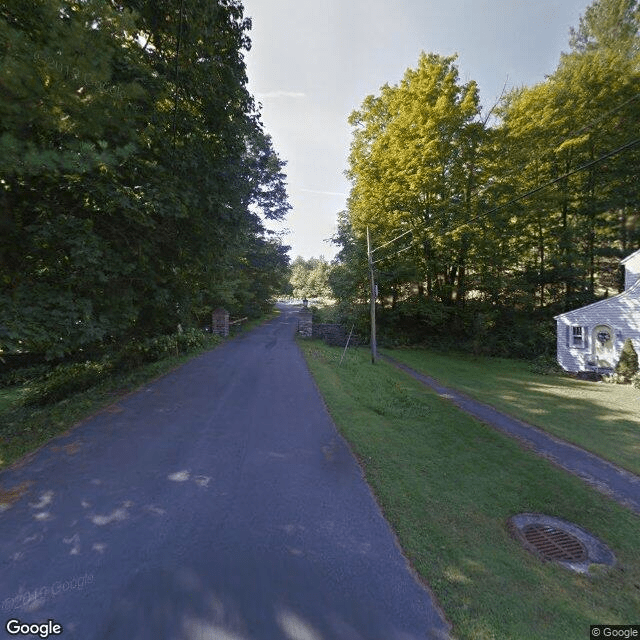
[
  {"x1": 368, "y1": 134, "x2": 640, "y2": 262},
  {"x1": 373, "y1": 238, "x2": 417, "y2": 264},
  {"x1": 467, "y1": 90, "x2": 640, "y2": 204},
  {"x1": 363, "y1": 92, "x2": 640, "y2": 263},
  {"x1": 459, "y1": 135, "x2": 640, "y2": 232},
  {"x1": 562, "y1": 91, "x2": 640, "y2": 142},
  {"x1": 370, "y1": 228, "x2": 412, "y2": 254}
]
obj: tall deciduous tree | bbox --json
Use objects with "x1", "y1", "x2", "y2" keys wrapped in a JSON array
[
  {"x1": 346, "y1": 53, "x2": 484, "y2": 306},
  {"x1": 290, "y1": 256, "x2": 333, "y2": 299},
  {"x1": 0, "y1": 0, "x2": 290, "y2": 359},
  {"x1": 500, "y1": 0, "x2": 640, "y2": 309}
]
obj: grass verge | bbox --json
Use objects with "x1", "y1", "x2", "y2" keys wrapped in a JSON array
[
  {"x1": 0, "y1": 347, "x2": 214, "y2": 470},
  {"x1": 299, "y1": 339, "x2": 640, "y2": 640},
  {"x1": 382, "y1": 347, "x2": 640, "y2": 476}
]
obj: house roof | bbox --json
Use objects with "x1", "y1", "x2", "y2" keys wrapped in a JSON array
[
  {"x1": 554, "y1": 277, "x2": 640, "y2": 320},
  {"x1": 621, "y1": 248, "x2": 640, "y2": 265}
]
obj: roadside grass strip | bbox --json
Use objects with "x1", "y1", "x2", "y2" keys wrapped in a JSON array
[
  {"x1": 0, "y1": 310, "x2": 282, "y2": 470},
  {"x1": 0, "y1": 352, "x2": 205, "y2": 470},
  {"x1": 382, "y1": 347, "x2": 640, "y2": 477},
  {"x1": 299, "y1": 340, "x2": 640, "y2": 640}
]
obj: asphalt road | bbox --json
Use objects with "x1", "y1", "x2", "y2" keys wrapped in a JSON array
[{"x1": 0, "y1": 304, "x2": 450, "y2": 640}]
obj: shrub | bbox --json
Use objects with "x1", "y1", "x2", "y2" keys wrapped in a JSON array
[
  {"x1": 113, "y1": 334, "x2": 179, "y2": 370},
  {"x1": 0, "y1": 363, "x2": 51, "y2": 386},
  {"x1": 23, "y1": 360, "x2": 112, "y2": 406},
  {"x1": 114, "y1": 329, "x2": 219, "y2": 371},
  {"x1": 176, "y1": 328, "x2": 209, "y2": 352},
  {"x1": 615, "y1": 338, "x2": 639, "y2": 382},
  {"x1": 528, "y1": 354, "x2": 564, "y2": 376},
  {"x1": 20, "y1": 329, "x2": 221, "y2": 405}
]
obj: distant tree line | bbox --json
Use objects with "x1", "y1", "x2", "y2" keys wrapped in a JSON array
[
  {"x1": 331, "y1": 0, "x2": 640, "y2": 357},
  {"x1": 0, "y1": 0, "x2": 290, "y2": 361},
  {"x1": 287, "y1": 256, "x2": 333, "y2": 300}
]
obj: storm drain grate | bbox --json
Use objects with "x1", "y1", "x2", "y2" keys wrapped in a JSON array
[
  {"x1": 521, "y1": 523, "x2": 587, "y2": 562},
  {"x1": 509, "y1": 513, "x2": 616, "y2": 573}
]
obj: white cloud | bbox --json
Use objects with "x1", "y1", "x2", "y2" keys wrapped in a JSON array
[
  {"x1": 299, "y1": 188, "x2": 346, "y2": 197},
  {"x1": 257, "y1": 90, "x2": 306, "y2": 99}
]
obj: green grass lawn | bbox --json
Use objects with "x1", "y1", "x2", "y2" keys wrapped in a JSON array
[
  {"x1": 299, "y1": 340, "x2": 640, "y2": 640},
  {"x1": 382, "y1": 347, "x2": 640, "y2": 476},
  {"x1": 0, "y1": 386, "x2": 23, "y2": 413}
]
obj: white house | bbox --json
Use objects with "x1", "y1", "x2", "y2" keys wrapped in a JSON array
[{"x1": 554, "y1": 249, "x2": 640, "y2": 373}]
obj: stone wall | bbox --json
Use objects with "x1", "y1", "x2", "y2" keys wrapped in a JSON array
[{"x1": 312, "y1": 323, "x2": 359, "y2": 347}]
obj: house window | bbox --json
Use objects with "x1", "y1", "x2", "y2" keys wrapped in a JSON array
[{"x1": 572, "y1": 326, "x2": 585, "y2": 347}]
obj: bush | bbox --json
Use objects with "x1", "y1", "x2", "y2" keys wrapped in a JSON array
[
  {"x1": 113, "y1": 334, "x2": 179, "y2": 370},
  {"x1": 23, "y1": 360, "x2": 112, "y2": 406},
  {"x1": 16, "y1": 329, "x2": 220, "y2": 406},
  {"x1": 528, "y1": 354, "x2": 564, "y2": 376},
  {"x1": 176, "y1": 328, "x2": 209, "y2": 352},
  {"x1": 615, "y1": 338, "x2": 639, "y2": 382},
  {"x1": 114, "y1": 329, "x2": 219, "y2": 370},
  {"x1": 0, "y1": 363, "x2": 51, "y2": 387}
]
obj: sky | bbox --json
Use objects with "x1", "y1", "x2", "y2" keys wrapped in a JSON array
[{"x1": 242, "y1": 0, "x2": 594, "y2": 261}]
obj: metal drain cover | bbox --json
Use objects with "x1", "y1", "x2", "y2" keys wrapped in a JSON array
[
  {"x1": 521, "y1": 523, "x2": 587, "y2": 562},
  {"x1": 508, "y1": 513, "x2": 616, "y2": 574}
]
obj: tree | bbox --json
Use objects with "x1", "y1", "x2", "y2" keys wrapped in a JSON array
[
  {"x1": 499, "y1": 0, "x2": 640, "y2": 310},
  {"x1": 569, "y1": 0, "x2": 639, "y2": 56},
  {"x1": 0, "y1": 0, "x2": 291, "y2": 359},
  {"x1": 346, "y1": 53, "x2": 484, "y2": 307},
  {"x1": 333, "y1": 0, "x2": 640, "y2": 355},
  {"x1": 290, "y1": 257, "x2": 333, "y2": 299},
  {"x1": 615, "y1": 338, "x2": 639, "y2": 380}
]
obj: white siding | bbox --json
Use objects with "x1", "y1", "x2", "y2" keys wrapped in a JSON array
[
  {"x1": 622, "y1": 249, "x2": 640, "y2": 291},
  {"x1": 555, "y1": 283, "x2": 640, "y2": 372}
]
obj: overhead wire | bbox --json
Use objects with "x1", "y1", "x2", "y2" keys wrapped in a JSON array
[
  {"x1": 457, "y1": 135, "x2": 640, "y2": 232},
  {"x1": 370, "y1": 228, "x2": 413, "y2": 254},
  {"x1": 370, "y1": 135, "x2": 640, "y2": 264},
  {"x1": 372, "y1": 239, "x2": 416, "y2": 264},
  {"x1": 368, "y1": 90, "x2": 640, "y2": 264},
  {"x1": 466, "y1": 90, "x2": 640, "y2": 204}
]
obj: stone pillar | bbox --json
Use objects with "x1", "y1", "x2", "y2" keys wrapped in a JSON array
[
  {"x1": 212, "y1": 308, "x2": 229, "y2": 337},
  {"x1": 297, "y1": 307, "x2": 312, "y2": 337}
]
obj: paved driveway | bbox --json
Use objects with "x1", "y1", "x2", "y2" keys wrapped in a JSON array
[
  {"x1": 385, "y1": 355, "x2": 640, "y2": 514},
  {"x1": 0, "y1": 305, "x2": 449, "y2": 639}
]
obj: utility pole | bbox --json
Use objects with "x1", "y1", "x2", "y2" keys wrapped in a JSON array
[
  {"x1": 366, "y1": 226, "x2": 413, "y2": 365},
  {"x1": 367, "y1": 226, "x2": 377, "y2": 364}
]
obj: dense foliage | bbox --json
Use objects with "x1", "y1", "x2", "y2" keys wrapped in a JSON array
[
  {"x1": 333, "y1": 0, "x2": 640, "y2": 356},
  {"x1": 288, "y1": 256, "x2": 333, "y2": 299},
  {"x1": 0, "y1": 0, "x2": 290, "y2": 361}
]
